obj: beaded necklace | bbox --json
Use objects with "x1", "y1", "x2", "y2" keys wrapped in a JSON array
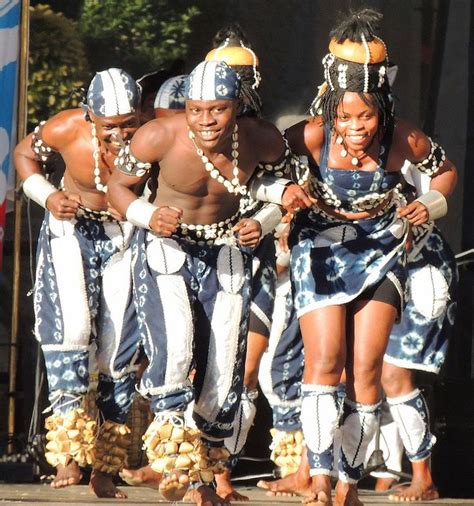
[
  {"x1": 188, "y1": 123, "x2": 247, "y2": 195},
  {"x1": 91, "y1": 122, "x2": 107, "y2": 193},
  {"x1": 335, "y1": 133, "x2": 378, "y2": 167}
]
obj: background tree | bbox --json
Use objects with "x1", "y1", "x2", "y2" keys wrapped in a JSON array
[
  {"x1": 78, "y1": 0, "x2": 200, "y2": 78},
  {"x1": 28, "y1": 4, "x2": 89, "y2": 130}
]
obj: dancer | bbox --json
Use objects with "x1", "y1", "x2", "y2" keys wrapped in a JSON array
[
  {"x1": 204, "y1": 24, "x2": 282, "y2": 502},
  {"x1": 107, "y1": 60, "x2": 309, "y2": 505},
  {"x1": 268, "y1": 9, "x2": 457, "y2": 506},
  {"x1": 377, "y1": 164, "x2": 458, "y2": 502},
  {"x1": 14, "y1": 68, "x2": 143, "y2": 498}
]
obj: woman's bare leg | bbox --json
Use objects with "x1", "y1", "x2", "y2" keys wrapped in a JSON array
[
  {"x1": 335, "y1": 299, "x2": 396, "y2": 506},
  {"x1": 299, "y1": 306, "x2": 347, "y2": 506}
]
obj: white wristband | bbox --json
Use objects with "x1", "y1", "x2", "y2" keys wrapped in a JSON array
[
  {"x1": 125, "y1": 198, "x2": 159, "y2": 229},
  {"x1": 249, "y1": 174, "x2": 292, "y2": 204},
  {"x1": 252, "y1": 204, "x2": 283, "y2": 236},
  {"x1": 22, "y1": 173, "x2": 57, "y2": 208},
  {"x1": 415, "y1": 190, "x2": 447, "y2": 220}
]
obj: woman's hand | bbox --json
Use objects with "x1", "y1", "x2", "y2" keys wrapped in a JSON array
[
  {"x1": 397, "y1": 200, "x2": 429, "y2": 226},
  {"x1": 281, "y1": 184, "x2": 315, "y2": 213}
]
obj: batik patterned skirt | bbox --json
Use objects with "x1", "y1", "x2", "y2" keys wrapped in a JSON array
[
  {"x1": 289, "y1": 204, "x2": 409, "y2": 317},
  {"x1": 384, "y1": 224, "x2": 457, "y2": 373}
]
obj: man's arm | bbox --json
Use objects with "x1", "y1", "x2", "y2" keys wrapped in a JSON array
[
  {"x1": 13, "y1": 110, "x2": 82, "y2": 218},
  {"x1": 108, "y1": 120, "x2": 183, "y2": 235},
  {"x1": 248, "y1": 120, "x2": 313, "y2": 213}
]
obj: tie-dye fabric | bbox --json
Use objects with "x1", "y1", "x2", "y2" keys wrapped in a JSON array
[
  {"x1": 259, "y1": 270, "x2": 304, "y2": 432},
  {"x1": 289, "y1": 204, "x2": 408, "y2": 317},
  {"x1": 86, "y1": 68, "x2": 140, "y2": 117},
  {"x1": 186, "y1": 60, "x2": 241, "y2": 101},
  {"x1": 248, "y1": 235, "x2": 277, "y2": 338},
  {"x1": 384, "y1": 224, "x2": 457, "y2": 373},
  {"x1": 132, "y1": 229, "x2": 252, "y2": 440},
  {"x1": 34, "y1": 212, "x2": 140, "y2": 419}
]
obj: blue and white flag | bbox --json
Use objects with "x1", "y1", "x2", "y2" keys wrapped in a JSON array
[{"x1": 0, "y1": 0, "x2": 20, "y2": 269}]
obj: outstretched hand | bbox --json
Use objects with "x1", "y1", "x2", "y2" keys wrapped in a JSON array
[
  {"x1": 397, "y1": 200, "x2": 429, "y2": 226},
  {"x1": 233, "y1": 218, "x2": 262, "y2": 248},
  {"x1": 281, "y1": 184, "x2": 315, "y2": 213},
  {"x1": 149, "y1": 206, "x2": 183, "y2": 236},
  {"x1": 46, "y1": 191, "x2": 81, "y2": 220}
]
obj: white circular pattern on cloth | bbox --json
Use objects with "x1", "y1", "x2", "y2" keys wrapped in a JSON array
[
  {"x1": 217, "y1": 246, "x2": 244, "y2": 294},
  {"x1": 409, "y1": 265, "x2": 449, "y2": 320},
  {"x1": 314, "y1": 225, "x2": 358, "y2": 248},
  {"x1": 146, "y1": 237, "x2": 186, "y2": 274}
]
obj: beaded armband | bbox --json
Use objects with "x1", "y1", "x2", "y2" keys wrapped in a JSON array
[
  {"x1": 31, "y1": 121, "x2": 55, "y2": 162},
  {"x1": 414, "y1": 139, "x2": 446, "y2": 177},
  {"x1": 255, "y1": 139, "x2": 291, "y2": 178},
  {"x1": 291, "y1": 154, "x2": 310, "y2": 186},
  {"x1": 269, "y1": 428, "x2": 304, "y2": 478},
  {"x1": 93, "y1": 420, "x2": 131, "y2": 475},
  {"x1": 115, "y1": 143, "x2": 152, "y2": 177}
]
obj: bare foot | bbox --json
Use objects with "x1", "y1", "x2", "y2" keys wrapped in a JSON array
[
  {"x1": 257, "y1": 471, "x2": 312, "y2": 497},
  {"x1": 215, "y1": 468, "x2": 249, "y2": 501},
  {"x1": 388, "y1": 481, "x2": 439, "y2": 502},
  {"x1": 375, "y1": 477, "x2": 396, "y2": 492},
  {"x1": 184, "y1": 484, "x2": 230, "y2": 506},
  {"x1": 50, "y1": 461, "x2": 82, "y2": 488},
  {"x1": 303, "y1": 475, "x2": 332, "y2": 505},
  {"x1": 334, "y1": 481, "x2": 362, "y2": 506},
  {"x1": 119, "y1": 465, "x2": 162, "y2": 489},
  {"x1": 159, "y1": 470, "x2": 190, "y2": 502},
  {"x1": 89, "y1": 470, "x2": 127, "y2": 498}
]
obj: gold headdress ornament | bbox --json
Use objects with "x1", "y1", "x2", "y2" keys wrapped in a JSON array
[
  {"x1": 328, "y1": 36, "x2": 387, "y2": 64},
  {"x1": 205, "y1": 46, "x2": 259, "y2": 66},
  {"x1": 205, "y1": 35, "x2": 261, "y2": 90}
]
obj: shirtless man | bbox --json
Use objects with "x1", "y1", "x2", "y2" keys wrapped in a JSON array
[
  {"x1": 14, "y1": 68, "x2": 142, "y2": 499},
  {"x1": 107, "y1": 60, "x2": 310, "y2": 506}
]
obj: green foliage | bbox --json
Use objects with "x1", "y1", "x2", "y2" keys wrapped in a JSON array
[
  {"x1": 79, "y1": 0, "x2": 200, "y2": 78},
  {"x1": 28, "y1": 4, "x2": 88, "y2": 130}
]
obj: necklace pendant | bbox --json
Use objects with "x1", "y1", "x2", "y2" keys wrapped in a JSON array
[
  {"x1": 340, "y1": 148, "x2": 347, "y2": 157},
  {"x1": 336, "y1": 136, "x2": 343, "y2": 144},
  {"x1": 351, "y1": 156, "x2": 359, "y2": 166}
]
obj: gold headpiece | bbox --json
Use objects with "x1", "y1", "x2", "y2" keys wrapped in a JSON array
[
  {"x1": 328, "y1": 37, "x2": 386, "y2": 64},
  {"x1": 205, "y1": 46, "x2": 259, "y2": 66}
]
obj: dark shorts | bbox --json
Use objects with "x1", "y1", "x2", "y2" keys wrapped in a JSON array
[{"x1": 355, "y1": 276, "x2": 401, "y2": 313}]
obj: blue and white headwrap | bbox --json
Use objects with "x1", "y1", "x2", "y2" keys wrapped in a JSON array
[
  {"x1": 86, "y1": 68, "x2": 140, "y2": 117},
  {"x1": 154, "y1": 74, "x2": 187, "y2": 110},
  {"x1": 185, "y1": 61, "x2": 241, "y2": 101}
]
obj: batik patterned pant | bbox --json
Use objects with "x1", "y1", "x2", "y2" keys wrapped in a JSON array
[
  {"x1": 133, "y1": 230, "x2": 252, "y2": 440},
  {"x1": 34, "y1": 212, "x2": 139, "y2": 421}
]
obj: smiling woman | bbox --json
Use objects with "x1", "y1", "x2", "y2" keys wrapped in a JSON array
[{"x1": 257, "y1": 8, "x2": 458, "y2": 506}]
